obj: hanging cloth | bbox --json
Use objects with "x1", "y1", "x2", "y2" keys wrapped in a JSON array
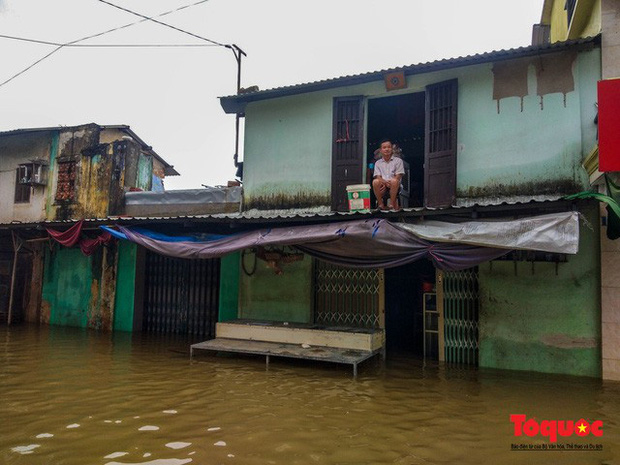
[
  {"x1": 46, "y1": 220, "x2": 113, "y2": 255},
  {"x1": 46, "y1": 220, "x2": 83, "y2": 247}
]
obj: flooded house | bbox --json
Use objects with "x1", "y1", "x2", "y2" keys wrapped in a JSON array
[
  {"x1": 206, "y1": 35, "x2": 606, "y2": 379},
  {"x1": 2, "y1": 21, "x2": 618, "y2": 383}
]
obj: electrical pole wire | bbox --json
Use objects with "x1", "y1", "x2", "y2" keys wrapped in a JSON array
[{"x1": 0, "y1": 0, "x2": 220, "y2": 89}]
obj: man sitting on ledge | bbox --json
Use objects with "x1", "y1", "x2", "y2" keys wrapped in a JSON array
[{"x1": 372, "y1": 138, "x2": 404, "y2": 211}]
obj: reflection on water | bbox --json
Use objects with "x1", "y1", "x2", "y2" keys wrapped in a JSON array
[{"x1": 1, "y1": 326, "x2": 618, "y2": 465}]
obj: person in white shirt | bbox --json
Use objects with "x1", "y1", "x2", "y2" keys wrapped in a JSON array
[{"x1": 372, "y1": 139, "x2": 404, "y2": 211}]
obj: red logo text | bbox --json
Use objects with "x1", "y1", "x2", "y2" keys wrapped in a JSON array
[{"x1": 510, "y1": 414, "x2": 603, "y2": 443}]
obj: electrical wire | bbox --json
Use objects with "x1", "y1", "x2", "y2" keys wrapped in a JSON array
[
  {"x1": 96, "y1": 0, "x2": 228, "y2": 47},
  {"x1": 0, "y1": 34, "x2": 218, "y2": 47},
  {"x1": 0, "y1": 0, "x2": 219, "y2": 89}
]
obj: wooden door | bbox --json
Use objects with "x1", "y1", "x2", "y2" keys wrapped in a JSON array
[
  {"x1": 424, "y1": 79, "x2": 458, "y2": 208},
  {"x1": 331, "y1": 96, "x2": 364, "y2": 211}
]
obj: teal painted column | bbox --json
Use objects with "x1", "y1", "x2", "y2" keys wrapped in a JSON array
[
  {"x1": 219, "y1": 252, "x2": 240, "y2": 322},
  {"x1": 113, "y1": 241, "x2": 137, "y2": 332}
]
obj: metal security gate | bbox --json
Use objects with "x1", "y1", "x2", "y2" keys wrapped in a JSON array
[
  {"x1": 314, "y1": 260, "x2": 381, "y2": 328},
  {"x1": 143, "y1": 251, "x2": 220, "y2": 338},
  {"x1": 443, "y1": 268, "x2": 479, "y2": 366}
]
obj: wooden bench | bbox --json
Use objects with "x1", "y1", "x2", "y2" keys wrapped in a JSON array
[
  {"x1": 190, "y1": 320, "x2": 385, "y2": 376},
  {"x1": 190, "y1": 338, "x2": 381, "y2": 376}
]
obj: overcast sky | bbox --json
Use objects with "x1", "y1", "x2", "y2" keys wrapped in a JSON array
[{"x1": 0, "y1": 0, "x2": 543, "y2": 189}]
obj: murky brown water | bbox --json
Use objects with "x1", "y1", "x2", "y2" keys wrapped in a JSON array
[{"x1": 1, "y1": 326, "x2": 619, "y2": 465}]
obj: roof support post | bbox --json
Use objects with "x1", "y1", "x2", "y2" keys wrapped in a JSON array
[{"x1": 7, "y1": 231, "x2": 23, "y2": 326}]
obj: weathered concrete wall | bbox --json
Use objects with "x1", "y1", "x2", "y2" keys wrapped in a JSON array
[
  {"x1": 47, "y1": 125, "x2": 155, "y2": 220},
  {"x1": 478, "y1": 204, "x2": 601, "y2": 377},
  {"x1": 41, "y1": 243, "x2": 118, "y2": 331},
  {"x1": 238, "y1": 251, "x2": 312, "y2": 323},
  {"x1": 242, "y1": 48, "x2": 599, "y2": 210},
  {"x1": 0, "y1": 131, "x2": 54, "y2": 224}
]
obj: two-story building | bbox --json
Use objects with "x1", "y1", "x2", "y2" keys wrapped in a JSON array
[{"x1": 201, "y1": 36, "x2": 604, "y2": 378}]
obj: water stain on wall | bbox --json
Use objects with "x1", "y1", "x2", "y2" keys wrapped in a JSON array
[
  {"x1": 458, "y1": 178, "x2": 583, "y2": 199},
  {"x1": 245, "y1": 193, "x2": 330, "y2": 211}
]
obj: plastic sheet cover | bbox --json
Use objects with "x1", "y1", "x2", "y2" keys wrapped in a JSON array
[{"x1": 394, "y1": 211, "x2": 579, "y2": 254}]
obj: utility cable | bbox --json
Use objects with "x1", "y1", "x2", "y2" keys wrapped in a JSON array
[
  {"x1": 96, "y1": 0, "x2": 228, "y2": 48},
  {"x1": 0, "y1": 0, "x2": 216, "y2": 89},
  {"x1": 0, "y1": 34, "x2": 218, "y2": 47}
]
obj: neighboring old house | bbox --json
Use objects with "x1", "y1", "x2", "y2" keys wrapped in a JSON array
[
  {"x1": 212, "y1": 36, "x2": 604, "y2": 378},
  {"x1": 0, "y1": 123, "x2": 178, "y2": 330}
]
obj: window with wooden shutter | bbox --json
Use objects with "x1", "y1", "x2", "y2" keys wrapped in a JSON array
[
  {"x1": 424, "y1": 79, "x2": 458, "y2": 208},
  {"x1": 331, "y1": 96, "x2": 364, "y2": 211}
]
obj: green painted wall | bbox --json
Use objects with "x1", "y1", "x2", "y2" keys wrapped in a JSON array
[
  {"x1": 478, "y1": 204, "x2": 601, "y2": 377},
  {"x1": 41, "y1": 242, "x2": 129, "y2": 332},
  {"x1": 456, "y1": 48, "x2": 599, "y2": 196},
  {"x1": 238, "y1": 252, "x2": 312, "y2": 323},
  {"x1": 113, "y1": 241, "x2": 137, "y2": 332},
  {"x1": 219, "y1": 252, "x2": 240, "y2": 322},
  {"x1": 243, "y1": 49, "x2": 600, "y2": 208},
  {"x1": 42, "y1": 247, "x2": 93, "y2": 328}
]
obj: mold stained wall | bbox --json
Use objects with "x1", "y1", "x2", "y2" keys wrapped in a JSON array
[
  {"x1": 46, "y1": 125, "x2": 112, "y2": 220},
  {"x1": 41, "y1": 241, "x2": 138, "y2": 331},
  {"x1": 0, "y1": 131, "x2": 54, "y2": 224},
  {"x1": 478, "y1": 203, "x2": 601, "y2": 378},
  {"x1": 238, "y1": 253, "x2": 313, "y2": 323},
  {"x1": 242, "y1": 48, "x2": 600, "y2": 210},
  {"x1": 456, "y1": 48, "x2": 600, "y2": 198},
  {"x1": 47, "y1": 127, "x2": 157, "y2": 221}
]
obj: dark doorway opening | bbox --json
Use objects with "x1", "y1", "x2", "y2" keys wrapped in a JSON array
[
  {"x1": 384, "y1": 259, "x2": 436, "y2": 356},
  {"x1": 367, "y1": 92, "x2": 425, "y2": 207}
]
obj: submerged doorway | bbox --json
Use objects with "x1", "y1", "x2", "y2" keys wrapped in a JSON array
[
  {"x1": 384, "y1": 259, "x2": 436, "y2": 356},
  {"x1": 142, "y1": 250, "x2": 220, "y2": 338},
  {"x1": 367, "y1": 92, "x2": 425, "y2": 207}
]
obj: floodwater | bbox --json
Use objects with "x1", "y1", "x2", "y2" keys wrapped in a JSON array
[{"x1": 1, "y1": 326, "x2": 619, "y2": 465}]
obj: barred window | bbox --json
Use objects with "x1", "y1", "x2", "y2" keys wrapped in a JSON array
[
  {"x1": 56, "y1": 161, "x2": 77, "y2": 202},
  {"x1": 14, "y1": 168, "x2": 31, "y2": 203}
]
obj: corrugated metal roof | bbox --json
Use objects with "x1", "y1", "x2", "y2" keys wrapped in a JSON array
[
  {"x1": 220, "y1": 36, "x2": 600, "y2": 113},
  {"x1": 0, "y1": 123, "x2": 179, "y2": 176},
  {"x1": 0, "y1": 197, "x2": 581, "y2": 230}
]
